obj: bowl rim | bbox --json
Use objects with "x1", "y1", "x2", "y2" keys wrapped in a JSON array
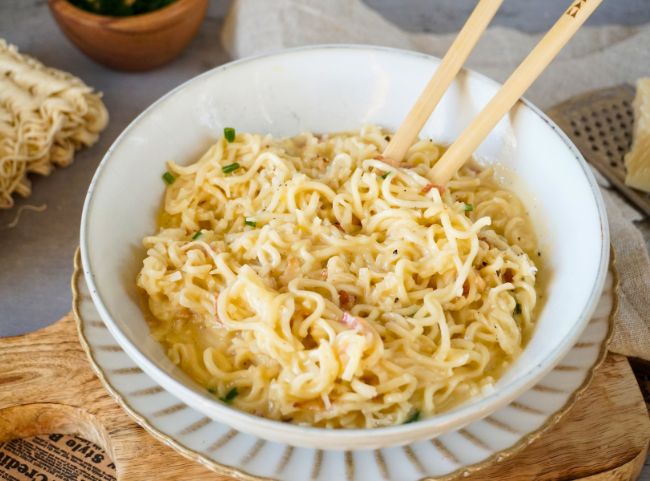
[
  {"x1": 80, "y1": 43, "x2": 610, "y2": 444},
  {"x1": 47, "y1": 0, "x2": 204, "y2": 30}
]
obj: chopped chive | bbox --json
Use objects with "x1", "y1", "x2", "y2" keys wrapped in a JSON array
[
  {"x1": 380, "y1": 172, "x2": 390, "y2": 179},
  {"x1": 192, "y1": 230, "x2": 203, "y2": 240},
  {"x1": 404, "y1": 410, "x2": 420, "y2": 424},
  {"x1": 162, "y1": 171, "x2": 176, "y2": 185},
  {"x1": 224, "y1": 127, "x2": 236, "y2": 143},
  {"x1": 244, "y1": 219, "x2": 257, "y2": 227},
  {"x1": 207, "y1": 387, "x2": 218, "y2": 395},
  {"x1": 222, "y1": 162, "x2": 240, "y2": 174},
  {"x1": 463, "y1": 203, "x2": 474, "y2": 212},
  {"x1": 220, "y1": 387, "x2": 238, "y2": 404},
  {"x1": 514, "y1": 302, "x2": 522, "y2": 315}
]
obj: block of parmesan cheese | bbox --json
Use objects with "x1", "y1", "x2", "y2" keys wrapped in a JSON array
[{"x1": 625, "y1": 78, "x2": 650, "y2": 192}]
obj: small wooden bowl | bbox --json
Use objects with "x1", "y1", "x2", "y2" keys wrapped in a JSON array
[{"x1": 47, "y1": 0, "x2": 208, "y2": 71}]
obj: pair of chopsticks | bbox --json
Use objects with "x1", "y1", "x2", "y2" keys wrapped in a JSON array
[{"x1": 383, "y1": 0, "x2": 602, "y2": 185}]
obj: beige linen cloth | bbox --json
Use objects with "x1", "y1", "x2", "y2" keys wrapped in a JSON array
[{"x1": 221, "y1": 0, "x2": 650, "y2": 361}]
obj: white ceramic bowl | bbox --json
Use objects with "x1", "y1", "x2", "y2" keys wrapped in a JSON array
[{"x1": 80, "y1": 45, "x2": 609, "y2": 450}]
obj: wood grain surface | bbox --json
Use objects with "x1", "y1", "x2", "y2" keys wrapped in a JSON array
[{"x1": 0, "y1": 314, "x2": 648, "y2": 480}]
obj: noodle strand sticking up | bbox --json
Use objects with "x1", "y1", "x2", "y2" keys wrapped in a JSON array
[{"x1": 138, "y1": 125, "x2": 539, "y2": 428}]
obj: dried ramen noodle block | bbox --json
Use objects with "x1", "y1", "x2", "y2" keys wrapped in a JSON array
[{"x1": 0, "y1": 39, "x2": 108, "y2": 209}]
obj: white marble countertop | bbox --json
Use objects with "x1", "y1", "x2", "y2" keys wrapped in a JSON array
[{"x1": 1, "y1": 0, "x2": 649, "y2": 332}]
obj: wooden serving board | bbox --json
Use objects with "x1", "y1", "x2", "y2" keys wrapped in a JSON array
[{"x1": 0, "y1": 314, "x2": 648, "y2": 481}]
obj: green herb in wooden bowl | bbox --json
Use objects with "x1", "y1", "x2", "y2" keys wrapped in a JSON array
[
  {"x1": 67, "y1": 0, "x2": 177, "y2": 17},
  {"x1": 48, "y1": 0, "x2": 208, "y2": 71}
]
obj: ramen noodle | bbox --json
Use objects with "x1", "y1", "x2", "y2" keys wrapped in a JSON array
[
  {"x1": 137, "y1": 125, "x2": 539, "y2": 428},
  {"x1": 0, "y1": 39, "x2": 108, "y2": 209}
]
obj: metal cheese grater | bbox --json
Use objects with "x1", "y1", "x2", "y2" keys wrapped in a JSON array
[{"x1": 546, "y1": 84, "x2": 649, "y2": 216}]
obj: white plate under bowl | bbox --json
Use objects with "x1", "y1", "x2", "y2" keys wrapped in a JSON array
[
  {"x1": 80, "y1": 45, "x2": 610, "y2": 449},
  {"x1": 73, "y1": 250, "x2": 616, "y2": 481}
]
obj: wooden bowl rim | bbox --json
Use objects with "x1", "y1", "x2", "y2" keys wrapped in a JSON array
[{"x1": 47, "y1": 0, "x2": 207, "y2": 32}]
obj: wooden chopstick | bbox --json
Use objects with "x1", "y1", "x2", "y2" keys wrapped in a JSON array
[
  {"x1": 429, "y1": 0, "x2": 602, "y2": 186},
  {"x1": 382, "y1": 0, "x2": 503, "y2": 165}
]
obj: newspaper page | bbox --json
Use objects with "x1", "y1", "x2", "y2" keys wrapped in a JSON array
[{"x1": 0, "y1": 434, "x2": 116, "y2": 481}]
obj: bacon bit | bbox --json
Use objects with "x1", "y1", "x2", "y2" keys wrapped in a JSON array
[
  {"x1": 503, "y1": 270, "x2": 514, "y2": 283},
  {"x1": 321, "y1": 269, "x2": 328, "y2": 280},
  {"x1": 420, "y1": 183, "x2": 445, "y2": 195},
  {"x1": 341, "y1": 312, "x2": 372, "y2": 337},
  {"x1": 333, "y1": 222, "x2": 345, "y2": 232},
  {"x1": 462, "y1": 281, "x2": 470, "y2": 296},
  {"x1": 338, "y1": 290, "x2": 356, "y2": 310},
  {"x1": 341, "y1": 311, "x2": 361, "y2": 330}
]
